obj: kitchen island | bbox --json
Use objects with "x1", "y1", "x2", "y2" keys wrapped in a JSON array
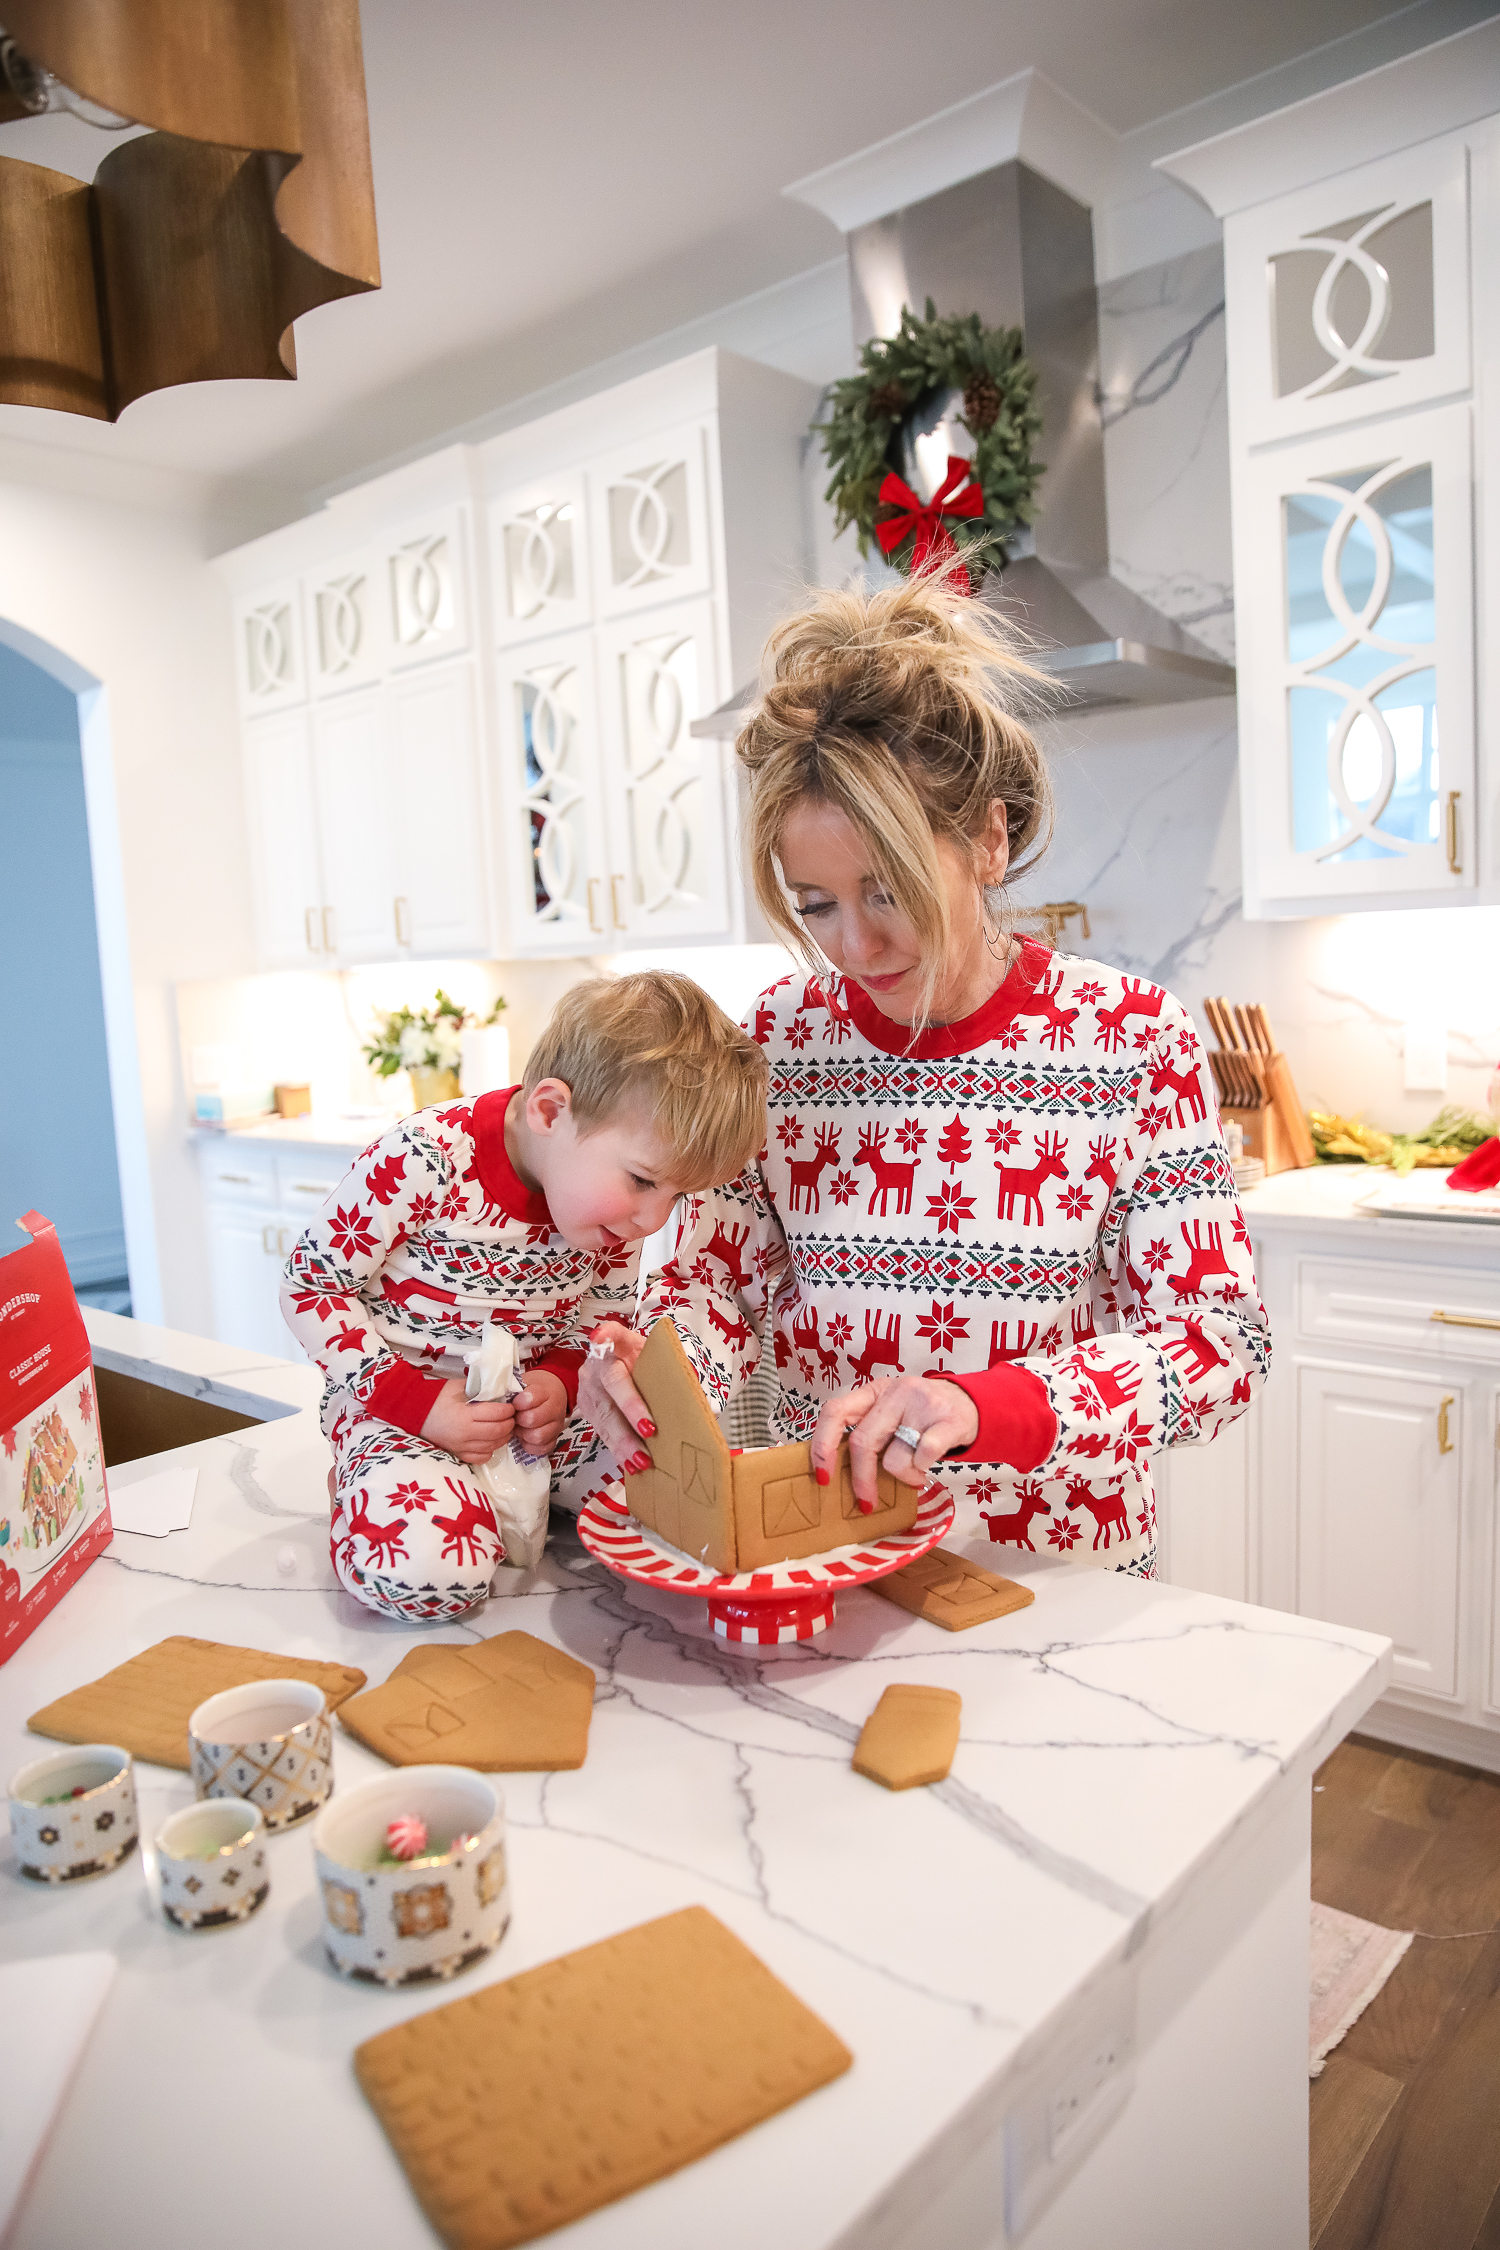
[{"x1": 2, "y1": 1315, "x2": 1387, "y2": 2249}]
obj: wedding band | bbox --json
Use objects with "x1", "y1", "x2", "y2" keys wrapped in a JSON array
[{"x1": 893, "y1": 1423, "x2": 923, "y2": 1450}]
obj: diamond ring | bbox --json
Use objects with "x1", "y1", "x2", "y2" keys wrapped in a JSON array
[{"x1": 893, "y1": 1423, "x2": 923, "y2": 1450}]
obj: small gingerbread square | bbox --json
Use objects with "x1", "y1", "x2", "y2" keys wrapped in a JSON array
[
  {"x1": 852, "y1": 1683, "x2": 961, "y2": 1791},
  {"x1": 872, "y1": 1546, "x2": 1035, "y2": 1632}
]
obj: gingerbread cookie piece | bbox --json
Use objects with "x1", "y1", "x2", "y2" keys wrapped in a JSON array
[
  {"x1": 336, "y1": 1630, "x2": 595, "y2": 1771},
  {"x1": 354, "y1": 1905, "x2": 852, "y2": 2250},
  {"x1": 27, "y1": 1637, "x2": 366, "y2": 1771},
  {"x1": 852, "y1": 1683, "x2": 962, "y2": 1791},
  {"x1": 873, "y1": 1546, "x2": 1034, "y2": 1631}
]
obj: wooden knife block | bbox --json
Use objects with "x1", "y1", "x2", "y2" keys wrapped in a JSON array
[
  {"x1": 1223, "y1": 1102, "x2": 1299, "y2": 1175},
  {"x1": 1221, "y1": 1050, "x2": 1316, "y2": 1175}
]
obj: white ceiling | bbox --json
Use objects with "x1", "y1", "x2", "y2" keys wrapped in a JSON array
[{"x1": 0, "y1": 0, "x2": 1493, "y2": 519}]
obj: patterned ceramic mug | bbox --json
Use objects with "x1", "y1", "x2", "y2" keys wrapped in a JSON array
[
  {"x1": 156, "y1": 1798, "x2": 268, "y2": 1930},
  {"x1": 313, "y1": 1764, "x2": 508, "y2": 1987},
  {"x1": 9, "y1": 1743, "x2": 138, "y2": 1883},
  {"x1": 188, "y1": 1678, "x2": 332, "y2": 1833}
]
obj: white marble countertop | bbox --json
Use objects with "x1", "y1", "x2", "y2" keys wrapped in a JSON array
[
  {"x1": 1243, "y1": 1161, "x2": 1500, "y2": 1254},
  {"x1": 82, "y1": 1306, "x2": 321, "y2": 1422},
  {"x1": 1, "y1": 1322, "x2": 1389, "y2": 2248},
  {"x1": 189, "y1": 1112, "x2": 403, "y2": 1161}
]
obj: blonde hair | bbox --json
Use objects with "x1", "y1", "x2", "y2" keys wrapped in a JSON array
[
  {"x1": 524, "y1": 971, "x2": 766, "y2": 1189},
  {"x1": 737, "y1": 571, "x2": 1055, "y2": 1022}
]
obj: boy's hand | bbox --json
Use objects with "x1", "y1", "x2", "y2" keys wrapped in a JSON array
[
  {"x1": 420, "y1": 1377, "x2": 516, "y2": 1465},
  {"x1": 576, "y1": 1319, "x2": 654, "y2": 1474},
  {"x1": 514, "y1": 1368, "x2": 568, "y2": 1456}
]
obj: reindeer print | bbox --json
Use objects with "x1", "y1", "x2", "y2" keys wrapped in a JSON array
[
  {"x1": 786, "y1": 1124, "x2": 841, "y2": 1213},
  {"x1": 1148, "y1": 1054, "x2": 1207, "y2": 1126},
  {"x1": 847, "y1": 1311, "x2": 902, "y2": 1385},
  {"x1": 1092, "y1": 977, "x2": 1165, "y2": 1053},
  {"x1": 1012, "y1": 968, "x2": 1079, "y2": 1050},
  {"x1": 854, "y1": 1125, "x2": 917, "y2": 1216},
  {"x1": 1063, "y1": 1475, "x2": 1130, "y2": 1550},
  {"x1": 994, "y1": 1131, "x2": 1068, "y2": 1225},
  {"x1": 984, "y1": 1483, "x2": 1052, "y2": 1550}
]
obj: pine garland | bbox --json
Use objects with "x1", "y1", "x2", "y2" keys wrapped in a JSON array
[{"x1": 815, "y1": 299, "x2": 1044, "y2": 586}]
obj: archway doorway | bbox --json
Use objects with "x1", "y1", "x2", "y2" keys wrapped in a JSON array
[{"x1": 0, "y1": 619, "x2": 161, "y2": 1321}]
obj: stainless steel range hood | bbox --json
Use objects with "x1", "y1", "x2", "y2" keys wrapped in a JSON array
[
  {"x1": 692, "y1": 145, "x2": 1233, "y2": 736},
  {"x1": 847, "y1": 158, "x2": 1233, "y2": 710}
]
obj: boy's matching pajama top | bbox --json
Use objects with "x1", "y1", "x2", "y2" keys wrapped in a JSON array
[
  {"x1": 639, "y1": 942, "x2": 1269, "y2": 1577},
  {"x1": 280, "y1": 1088, "x2": 632, "y2": 1620}
]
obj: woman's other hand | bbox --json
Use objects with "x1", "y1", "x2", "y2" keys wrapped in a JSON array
[
  {"x1": 810, "y1": 1376, "x2": 978, "y2": 1510},
  {"x1": 576, "y1": 1319, "x2": 655, "y2": 1475}
]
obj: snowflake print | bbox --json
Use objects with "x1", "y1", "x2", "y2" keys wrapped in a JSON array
[
  {"x1": 1142, "y1": 1237, "x2": 1173, "y2": 1271},
  {"x1": 1047, "y1": 1516, "x2": 1081, "y2": 1550},
  {"x1": 1070, "y1": 1385, "x2": 1103, "y2": 1423},
  {"x1": 78, "y1": 1380, "x2": 94, "y2": 1425},
  {"x1": 985, "y1": 1118, "x2": 1021, "y2": 1155},
  {"x1": 1113, "y1": 1411, "x2": 1154, "y2": 1465},
  {"x1": 1074, "y1": 980, "x2": 1105, "y2": 1005},
  {"x1": 826, "y1": 1312, "x2": 852, "y2": 1349},
  {"x1": 406, "y1": 1193, "x2": 438, "y2": 1229},
  {"x1": 786, "y1": 1017, "x2": 812, "y2": 1050},
  {"x1": 388, "y1": 1482, "x2": 435, "y2": 1514},
  {"x1": 827, "y1": 1170, "x2": 858, "y2": 1206},
  {"x1": 967, "y1": 1476, "x2": 1001, "y2": 1503},
  {"x1": 1059, "y1": 1185, "x2": 1093, "y2": 1221},
  {"x1": 1138, "y1": 1102, "x2": 1172, "y2": 1141},
  {"x1": 895, "y1": 1117, "x2": 928, "y2": 1156},
  {"x1": 926, "y1": 1181, "x2": 975, "y2": 1234},
  {"x1": 1132, "y1": 1026, "x2": 1158, "y2": 1054},
  {"x1": 1137, "y1": 1509, "x2": 1154, "y2": 1537},
  {"x1": 995, "y1": 1023, "x2": 1026, "y2": 1051},
  {"x1": 526, "y1": 1223, "x2": 553, "y2": 1245},
  {"x1": 1232, "y1": 1212, "x2": 1252, "y2": 1249},
  {"x1": 690, "y1": 1255, "x2": 716, "y2": 1286},
  {"x1": 1177, "y1": 1030, "x2": 1197, "y2": 1056},
  {"x1": 915, "y1": 1300, "x2": 970, "y2": 1354},
  {"x1": 327, "y1": 1204, "x2": 378, "y2": 1261},
  {"x1": 776, "y1": 1115, "x2": 803, "y2": 1150}
]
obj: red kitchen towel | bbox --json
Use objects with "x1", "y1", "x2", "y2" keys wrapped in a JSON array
[
  {"x1": 0, "y1": 1213, "x2": 112, "y2": 1663},
  {"x1": 1447, "y1": 1138, "x2": 1500, "y2": 1193}
]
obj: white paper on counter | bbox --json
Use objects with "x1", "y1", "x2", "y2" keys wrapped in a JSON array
[
  {"x1": 108, "y1": 1464, "x2": 198, "y2": 1538},
  {"x1": 0, "y1": 1953, "x2": 116, "y2": 2242}
]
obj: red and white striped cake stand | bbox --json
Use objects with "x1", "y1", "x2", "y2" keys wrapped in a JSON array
[{"x1": 576, "y1": 1481, "x2": 954, "y2": 1648}]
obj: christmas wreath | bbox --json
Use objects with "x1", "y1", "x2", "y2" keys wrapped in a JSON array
[{"x1": 815, "y1": 298, "x2": 1043, "y2": 590}]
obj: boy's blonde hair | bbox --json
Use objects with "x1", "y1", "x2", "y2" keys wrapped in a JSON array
[
  {"x1": 737, "y1": 571, "x2": 1055, "y2": 1025},
  {"x1": 524, "y1": 971, "x2": 766, "y2": 1189}
]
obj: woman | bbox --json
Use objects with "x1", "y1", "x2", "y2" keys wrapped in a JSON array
[{"x1": 581, "y1": 575, "x2": 1267, "y2": 1576}]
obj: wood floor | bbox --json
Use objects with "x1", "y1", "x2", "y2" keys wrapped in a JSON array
[{"x1": 1311, "y1": 1737, "x2": 1500, "y2": 2247}]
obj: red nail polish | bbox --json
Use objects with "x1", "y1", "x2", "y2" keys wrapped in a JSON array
[
  {"x1": 638, "y1": 1419, "x2": 657, "y2": 1438},
  {"x1": 815, "y1": 1467, "x2": 830, "y2": 1487},
  {"x1": 859, "y1": 1498, "x2": 875, "y2": 1514}
]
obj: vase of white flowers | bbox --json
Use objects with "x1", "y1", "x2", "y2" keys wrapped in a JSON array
[{"x1": 363, "y1": 990, "x2": 507, "y2": 1114}]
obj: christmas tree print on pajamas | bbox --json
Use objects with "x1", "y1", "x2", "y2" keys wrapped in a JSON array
[
  {"x1": 280, "y1": 1090, "x2": 634, "y2": 1620},
  {"x1": 641, "y1": 942, "x2": 1269, "y2": 1578}
]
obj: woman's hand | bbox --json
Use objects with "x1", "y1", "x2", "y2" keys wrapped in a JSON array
[
  {"x1": 420, "y1": 1377, "x2": 516, "y2": 1466},
  {"x1": 513, "y1": 1368, "x2": 568, "y2": 1456},
  {"x1": 576, "y1": 1319, "x2": 655, "y2": 1474},
  {"x1": 811, "y1": 1376, "x2": 979, "y2": 1511}
]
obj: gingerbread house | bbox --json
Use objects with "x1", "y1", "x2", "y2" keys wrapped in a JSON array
[
  {"x1": 625, "y1": 1319, "x2": 919, "y2": 1573},
  {"x1": 21, "y1": 1408, "x2": 84, "y2": 1552}
]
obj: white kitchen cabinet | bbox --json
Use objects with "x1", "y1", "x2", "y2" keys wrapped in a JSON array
[
  {"x1": 595, "y1": 598, "x2": 727, "y2": 942},
  {"x1": 490, "y1": 472, "x2": 592, "y2": 646},
  {"x1": 1156, "y1": 51, "x2": 1498, "y2": 915},
  {"x1": 495, "y1": 632, "x2": 614, "y2": 952},
  {"x1": 310, "y1": 689, "x2": 400, "y2": 964},
  {"x1": 588, "y1": 422, "x2": 713, "y2": 618},
  {"x1": 386, "y1": 661, "x2": 490, "y2": 956},
  {"x1": 384, "y1": 506, "x2": 472, "y2": 670},
  {"x1": 1295, "y1": 1357, "x2": 1462, "y2": 1700},
  {"x1": 241, "y1": 711, "x2": 327, "y2": 969},
  {"x1": 199, "y1": 1142, "x2": 356, "y2": 1360},
  {"x1": 1155, "y1": 1410, "x2": 1252, "y2": 1604},
  {"x1": 307, "y1": 551, "x2": 386, "y2": 697},
  {"x1": 233, "y1": 578, "x2": 306, "y2": 717}
]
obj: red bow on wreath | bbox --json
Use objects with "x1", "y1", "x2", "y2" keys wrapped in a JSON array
[{"x1": 875, "y1": 454, "x2": 984, "y2": 587}]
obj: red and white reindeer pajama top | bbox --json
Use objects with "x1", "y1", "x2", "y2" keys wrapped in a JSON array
[
  {"x1": 280, "y1": 1090, "x2": 634, "y2": 1621},
  {"x1": 640, "y1": 941, "x2": 1269, "y2": 1576}
]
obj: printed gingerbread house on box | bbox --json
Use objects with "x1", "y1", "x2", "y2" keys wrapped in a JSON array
[{"x1": 625, "y1": 1319, "x2": 919, "y2": 1573}]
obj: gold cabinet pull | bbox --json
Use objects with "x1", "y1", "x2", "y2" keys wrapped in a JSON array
[
  {"x1": 586, "y1": 877, "x2": 603, "y2": 935},
  {"x1": 1446, "y1": 790, "x2": 1462, "y2": 875},
  {"x1": 276, "y1": 1225, "x2": 292, "y2": 1256},
  {"x1": 305, "y1": 906, "x2": 321, "y2": 953},
  {"x1": 321, "y1": 905, "x2": 336, "y2": 953},
  {"x1": 610, "y1": 873, "x2": 627, "y2": 930},
  {"x1": 1438, "y1": 1394, "x2": 1455, "y2": 1454},
  {"x1": 261, "y1": 1223, "x2": 278, "y2": 1254},
  {"x1": 1431, "y1": 1308, "x2": 1500, "y2": 1331},
  {"x1": 394, "y1": 895, "x2": 412, "y2": 945},
  {"x1": 218, "y1": 1173, "x2": 252, "y2": 1186}
]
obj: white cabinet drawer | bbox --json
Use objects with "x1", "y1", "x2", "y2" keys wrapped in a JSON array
[
  {"x1": 275, "y1": 1161, "x2": 348, "y2": 1214},
  {"x1": 197, "y1": 1151, "x2": 278, "y2": 1207},
  {"x1": 1298, "y1": 1257, "x2": 1500, "y2": 1364}
]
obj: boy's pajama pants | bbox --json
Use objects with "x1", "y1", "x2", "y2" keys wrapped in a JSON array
[{"x1": 323, "y1": 1395, "x2": 612, "y2": 1622}]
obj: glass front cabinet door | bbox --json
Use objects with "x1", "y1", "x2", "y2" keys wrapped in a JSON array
[{"x1": 1223, "y1": 131, "x2": 1478, "y2": 911}]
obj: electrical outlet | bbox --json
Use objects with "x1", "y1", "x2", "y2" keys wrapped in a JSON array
[
  {"x1": 1004, "y1": 1975, "x2": 1137, "y2": 2237},
  {"x1": 1403, "y1": 1021, "x2": 1448, "y2": 1093}
]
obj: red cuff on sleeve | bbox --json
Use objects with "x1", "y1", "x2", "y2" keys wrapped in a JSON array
[
  {"x1": 530, "y1": 1346, "x2": 585, "y2": 1410},
  {"x1": 937, "y1": 1364, "x2": 1058, "y2": 1472},
  {"x1": 368, "y1": 1358, "x2": 448, "y2": 1440}
]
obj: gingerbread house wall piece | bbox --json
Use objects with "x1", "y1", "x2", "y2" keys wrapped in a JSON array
[{"x1": 627, "y1": 1321, "x2": 919, "y2": 1573}]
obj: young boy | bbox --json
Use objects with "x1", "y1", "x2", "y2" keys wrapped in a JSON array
[{"x1": 281, "y1": 971, "x2": 767, "y2": 1622}]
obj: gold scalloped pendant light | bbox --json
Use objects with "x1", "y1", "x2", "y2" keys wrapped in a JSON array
[{"x1": 0, "y1": 0, "x2": 380, "y2": 419}]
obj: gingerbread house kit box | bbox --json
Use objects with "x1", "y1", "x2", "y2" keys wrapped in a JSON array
[
  {"x1": 0, "y1": 1212, "x2": 111, "y2": 1663},
  {"x1": 626, "y1": 1319, "x2": 917, "y2": 1572}
]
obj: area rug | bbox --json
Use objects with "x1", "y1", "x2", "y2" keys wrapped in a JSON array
[{"x1": 1310, "y1": 1902, "x2": 1413, "y2": 2077}]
